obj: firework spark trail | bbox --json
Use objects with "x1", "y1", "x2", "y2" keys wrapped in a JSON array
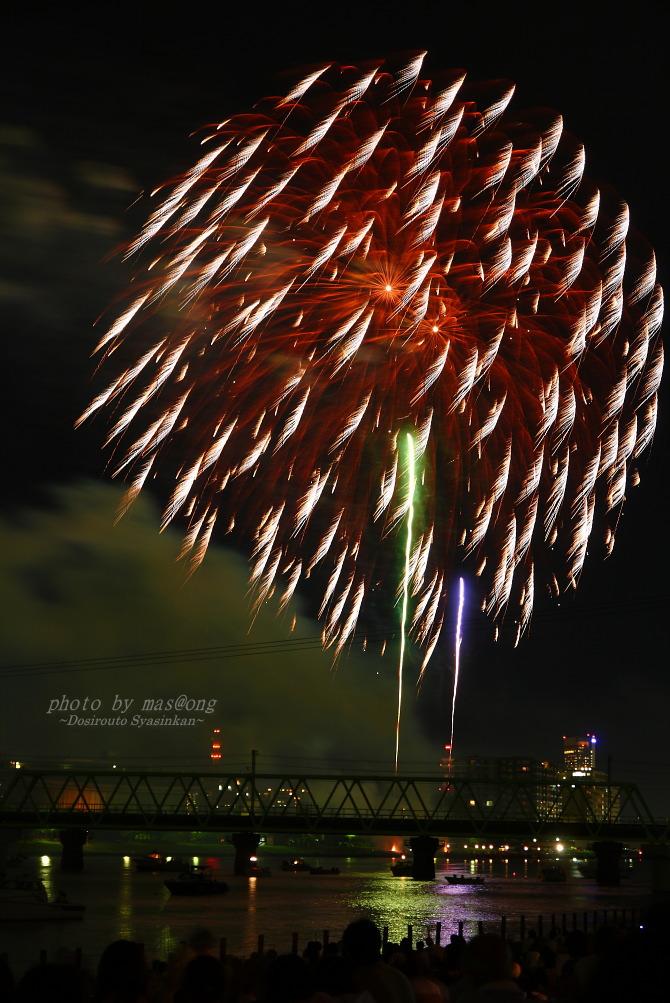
[
  {"x1": 449, "y1": 576, "x2": 465, "y2": 760},
  {"x1": 81, "y1": 52, "x2": 663, "y2": 674},
  {"x1": 395, "y1": 432, "x2": 416, "y2": 772}
]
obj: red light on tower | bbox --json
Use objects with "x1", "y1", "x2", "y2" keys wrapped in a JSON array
[{"x1": 211, "y1": 728, "x2": 221, "y2": 761}]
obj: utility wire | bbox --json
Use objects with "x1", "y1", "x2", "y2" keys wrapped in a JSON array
[{"x1": 2, "y1": 593, "x2": 667, "y2": 679}]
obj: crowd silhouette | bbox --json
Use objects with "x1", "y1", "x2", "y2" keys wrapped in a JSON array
[{"x1": 1, "y1": 907, "x2": 667, "y2": 1001}]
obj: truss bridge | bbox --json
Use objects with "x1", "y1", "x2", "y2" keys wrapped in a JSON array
[{"x1": 1, "y1": 769, "x2": 668, "y2": 843}]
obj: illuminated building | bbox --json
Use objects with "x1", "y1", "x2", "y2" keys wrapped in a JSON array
[
  {"x1": 440, "y1": 734, "x2": 619, "y2": 824},
  {"x1": 440, "y1": 749, "x2": 560, "y2": 818},
  {"x1": 210, "y1": 728, "x2": 222, "y2": 762},
  {"x1": 560, "y1": 734, "x2": 619, "y2": 821},
  {"x1": 562, "y1": 734, "x2": 597, "y2": 776}
]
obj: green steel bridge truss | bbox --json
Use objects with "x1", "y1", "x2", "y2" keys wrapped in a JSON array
[{"x1": 0, "y1": 770, "x2": 667, "y2": 842}]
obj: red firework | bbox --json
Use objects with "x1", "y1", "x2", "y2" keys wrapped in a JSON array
[{"x1": 81, "y1": 53, "x2": 663, "y2": 667}]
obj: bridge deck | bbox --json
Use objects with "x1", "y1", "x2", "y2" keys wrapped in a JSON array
[{"x1": 1, "y1": 770, "x2": 667, "y2": 841}]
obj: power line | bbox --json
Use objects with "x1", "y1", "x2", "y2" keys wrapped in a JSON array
[
  {"x1": 0, "y1": 634, "x2": 336, "y2": 676},
  {"x1": 1, "y1": 593, "x2": 667, "y2": 679}
]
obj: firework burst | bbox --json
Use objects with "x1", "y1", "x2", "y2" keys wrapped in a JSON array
[{"x1": 81, "y1": 52, "x2": 663, "y2": 670}]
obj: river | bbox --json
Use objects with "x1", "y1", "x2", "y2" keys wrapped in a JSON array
[{"x1": 0, "y1": 851, "x2": 655, "y2": 979}]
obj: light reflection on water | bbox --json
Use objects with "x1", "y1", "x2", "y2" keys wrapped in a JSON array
[
  {"x1": 38, "y1": 857, "x2": 54, "y2": 899},
  {"x1": 117, "y1": 858, "x2": 134, "y2": 941},
  {"x1": 0, "y1": 855, "x2": 654, "y2": 980}
]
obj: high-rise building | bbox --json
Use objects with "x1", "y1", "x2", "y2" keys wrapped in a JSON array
[
  {"x1": 440, "y1": 750, "x2": 560, "y2": 818},
  {"x1": 437, "y1": 734, "x2": 617, "y2": 824},
  {"x1": 562, "y1": 734, "x2": 597, "y2": 776},
  {"x1": 560, "y1": 734, "x2": 618, "y2": 821}
]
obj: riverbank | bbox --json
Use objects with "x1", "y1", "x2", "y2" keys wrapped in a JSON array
[
  {"x1": 7, "y1": 831, "x2": 610, "y2": 866},
  {"x1": 8, "y1": 834, "x2": 400, "y2": 861}
]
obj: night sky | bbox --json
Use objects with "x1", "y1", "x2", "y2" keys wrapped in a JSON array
[{"x1": 2, "y1": 4, "x2": 668, "y2": 813}]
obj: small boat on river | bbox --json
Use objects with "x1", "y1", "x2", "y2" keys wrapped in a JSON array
[
  {"x1": 445, "y1": 874, "x2": 485, "y2": 885},
  {"x1": 540, "y1": 864, "x2": 567, "y2": 882},
  {"x1": 164, "y1": 867, "x2": 229, "y2": 896},
  {"x1": 281, "y1": 858, "x2": 311, "y2": 872},
  {"x1": 134, "y1": 852, "x2": 190, "y2": 873},
  {"x1": 576, "y1": 858, "x2": 633, "y2": 879},
  {"x1": 390, "y1": 860, "x2": 413, "y2": 877},
  {"x1": 0, "y1": 877, "x2": 85, "y2": 921}
]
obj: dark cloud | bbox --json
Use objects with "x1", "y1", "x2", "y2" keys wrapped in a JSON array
[{"x1": 0, "y1": 482, "x2": 436, "y2": 770}]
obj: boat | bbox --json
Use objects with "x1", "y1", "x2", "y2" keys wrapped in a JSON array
[
  {"x1": 576, "y1": 858, "x2": 633, "y2": 879},
  {"x1": 308, "y1": 865, "x2": 340, "y2": 875},
  {"x1": 390, "y1": 860, "x2": 413, "y2": 877},
  {"x1": 540, "y1": 864, "x2": 567, "y2": 882},
  {"x1": 134, "y1": 852, "x2": 190, "y2": 873},
  {"x1": 0, "y1": 877, "x2": 85, "y2": 921},
  {"x1": 445, "y1": 874, "x2": 485, "y2": 885},
  {"x1": 247, "y1": 864, "x2": 272, "y2": 877},
  {"x1": 281, "y1": 858, "x2": 311, "y2": 872},
  {"x1": 164, "y1": 867, "x2": 229, "y2": 896}
]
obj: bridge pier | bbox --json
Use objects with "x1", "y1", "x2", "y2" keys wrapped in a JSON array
[
  {"x1": 409, "y1": 835, "x2": 439, "y2": 880},
  {"x1": 643, "y1": 844, "x2": 670, "y2": 895},
  {"x1": 0, "y1": 828, "x2": 20, "y2": 872},
  {"x1": 591, "y1": 841, "x2": 623, "y2": 886},
  {"x1": 59, "y1": 829, "x2": 87, "y2": 872},
  {"x1": 231, "y1": 832, "x2": 261, "y2": 875}
]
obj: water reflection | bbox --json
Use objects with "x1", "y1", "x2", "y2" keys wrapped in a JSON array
[
  {"x1": 2, "y1": 854, "x2": 654, "y2": 980},
  {"x1": 242, "y1": 875, "x2": 258, "y2": 955},
  {"x1": 117, "y1": 856, "x2": 133, "y2": 940},
  {"x1": 38, "y1": 856, "x2": 53, "y2": 899}
]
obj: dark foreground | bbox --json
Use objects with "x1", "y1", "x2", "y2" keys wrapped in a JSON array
[{"x1": 1, "y1": 905, "x2": 668, "y2": 1001}]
